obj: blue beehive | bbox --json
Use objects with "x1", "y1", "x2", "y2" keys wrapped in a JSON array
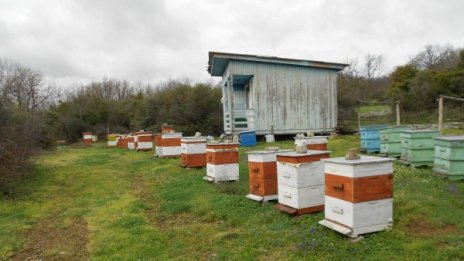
[
  {"x1": 360, "y1": 125, "x2": 388, "y2": 153},
  {"x1": 240, "y1": 131, "x2": 257, "y2": 146}
]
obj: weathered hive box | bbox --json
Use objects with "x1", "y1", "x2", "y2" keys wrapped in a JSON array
[
  {"x1": 275, "y1": 150, "x2": 330, "y2": 215},
  {"x1": 204, "y1": 143, "x2": 239, "y2": 182},
  {"x1": 136, "y1": 131, "x2": 153, "y2": 151},
  {"x1": 246, "y1": 149, "x2": 292, "y2": 202},
  {"x1": 82, "y1": 132, "x2": 93, "y2": 144},
  {"x1": 379, "y1": 126, "x2": 411, "y2": 157},
  {"x1": 156, "y1": 132, "x2": 182, "y2": 157},
  {"x1": 433, "y1": 136, "x2": 464, "y2": 180},
  {"x1": 400, "y1": 130, "x2": 439, "y2": 167},
  {"x1": 360, "y1": 125, "x2": 388, "y2": 153},
  {"x1": 180, "y1": 136, "x2": 207, "y2": 168},
  {"x1": 107, "y1": 134, "x2": 117, "y2": 147},
  {"x1": 319, "y1": 156, "x2": 394, "y2": 238},
  {"x1": 294, "y1": 136, "x2": 328, "y2": 150}
]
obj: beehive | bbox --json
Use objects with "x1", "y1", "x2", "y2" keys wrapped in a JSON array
[
  {"x1": 203, "y1": 143, "x2": 239, "y2": 182},
  {"x1": 127, "y1": 135, "x2": 135, "y2": 150},
  {"x1": 155, "y1": 132, "x2": 182, "y2": 157},
  {"x1": 294, "y1": 136, "x2": 328, "y2": 150},
  {"x1": 136, "y1": 131, "x2": 153, "y2": 151},
  {"x1": 433, "y1": 136, "x2": 464, "y2": 180},
  {"x1": 319, "y1": 156, "x2": 394, "y2": 238},
  {"x1": 107, "y1": 134, "x2": 117, "y2": 147},
  {"x1": 82, "y1": 132, "x2": 93, "y2": 144},
  {"x1": 360, "y1": 125, "x2": 388, "y2": 153},
  {"x1": 379, "y1": 126, "x2": 411, "y2": 157},
  {"x1": 246, "y1": 148, "x2": 292, "y2": 202},
  {"x1": 400, "y1": 130, "x2": 439, "y2": 167},
  {"x1": 161, "y1": 124, "x2": 174, "y2": 133},
  {"x1": 180, "y1": 136, "x2": 207, "y2": 168},
  {"x1": 275, "y1": 150, "x2": 330, "y2": 215}
]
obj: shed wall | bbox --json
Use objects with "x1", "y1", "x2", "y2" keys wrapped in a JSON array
[{"x1": 224, "y1": 61, "x2": 337, "y2": 134}]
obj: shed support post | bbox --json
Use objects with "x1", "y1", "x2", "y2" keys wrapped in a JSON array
[
  {"x1": 438, "y1": 96, "x2": 444, "y2": 133},
  {"x1": 396, "y1": 101, "x2": 400, "y2": 126}
]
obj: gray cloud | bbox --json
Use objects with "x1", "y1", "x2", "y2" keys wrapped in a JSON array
[{"x1": 0, "y1": 0, "x2": 463, "y2": 87}]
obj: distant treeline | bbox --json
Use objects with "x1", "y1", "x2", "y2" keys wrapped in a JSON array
[{"x1": 1, "y1": 44, "x2": 464, "y2": 189}]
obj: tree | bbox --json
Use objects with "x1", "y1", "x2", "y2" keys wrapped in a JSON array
[{"x1": 410, "y1": 44, "x2": 459, "y2": 71}]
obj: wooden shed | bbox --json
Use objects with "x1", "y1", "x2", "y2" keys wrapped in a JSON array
[{"x1": 207, "y1": 52, "x2": 348, "y2": 135}]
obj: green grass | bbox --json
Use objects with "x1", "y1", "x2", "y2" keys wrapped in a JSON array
[
  {"x1": 1, "y1": 138, "x2": 464, "y2": 260},
  {"x1": 360, "y1": 105, "x2": 392, "y2": 115}
]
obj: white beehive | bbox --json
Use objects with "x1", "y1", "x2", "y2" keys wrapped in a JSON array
[
  {"x1": 136, "y1": 131, "x2": 153, "y2": 151},
  {"x1": 319, "y1": 156, "x2": 394, "y2": 238},
  {"x1": 156, "y1": 132, "x2": 182, "y2": 157},
  {"x1": 180, "y1": 137, "x2": 207, "y2": 168},
  {"x1": 294, "y1": 136, "x2": 328, "y2": 150},
  {"x1": 275, "y1": 150, "x2": 330, "y2": 215},
  {"x1": 203, "y1": 143, "x2": 239, "y2": 182}
]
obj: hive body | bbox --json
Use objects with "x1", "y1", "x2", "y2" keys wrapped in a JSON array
[
  {"x1": 400, "y1": 130, "x2": 439, "y2": 167},
  {"x1": 433, "y1": 136, "x2": 464, "y2": 180},
  {"x1": 155, "y1": 132, "x2": 182, "y2": 157},
  {"x1": 275, "y1": 150, "x2": 330, "y2": 215},
  {"x1": 360, "y1": 125, "x2": 388, "y2": 153},
  {"x1": 180, "y1": 137, "x2": 207, "y2": 168},
  {"x1": 294, "y1": 136, "x2": 328, "y2": 150},
  {"x1": 379, "y1": 126, "x2": 410, "y2": 157},
  {"x1": 319, "y1": 156, "x2": 394, "y2": 238},
  {"x1": 204, "y1": 143, "x2": 239, "y2": 182}
]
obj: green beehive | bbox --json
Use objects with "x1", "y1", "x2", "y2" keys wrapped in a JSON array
[
  {"x1": 433, "y1": 136, "x2": 464, "y2": 180},
  {"x1": 400, "y1": 130, "x2": 439, "y2": 167},
  {"x1": 379, "y1": 126, "x2": 411, "y2": 157}
]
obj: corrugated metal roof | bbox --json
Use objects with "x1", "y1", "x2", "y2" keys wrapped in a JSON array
[{"x1": 207, "y1": 51, "x2": 349, "y2": 76}]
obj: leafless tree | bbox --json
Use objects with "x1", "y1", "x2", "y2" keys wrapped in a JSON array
[
  {"x1": 410, "y1": 44, "x2": 459, "y2": 70},
  {"x1": 364, "y1": 54, "x2": 384, "y2": 80}
]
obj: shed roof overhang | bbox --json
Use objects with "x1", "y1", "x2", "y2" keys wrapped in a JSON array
[{"x1": 207, "y1": 51, "x2": 349, "y2": 76}]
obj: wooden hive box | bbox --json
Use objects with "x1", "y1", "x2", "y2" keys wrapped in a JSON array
[
  {"x1": 434, "y1": 136, "x2": 464, "y2": 180},
  {"x1": 156, "y1": 132, "x2": 182, "y2": 157},
  {"x1": 82, "y1": 132, "x2": 93, "y2": 144},
  {"x1": 319, "y1": 156, "x2": 394, "y2": 238},
  {"x1": 127, "y1": 135, "x2": 135, "y2": 150},
  {"x1": 204, "y1": 143, "x2": 239, "y2": 182},
  {"x1": 180, "y1": 136, "x2": 207, "y2": 168},
  {"x1": 107, "y1": 134, "x2": 117, "y2": 147},
  {"x1": 400, "y1": 130, "x2": 439, "y2": 167},
  {"x1": 246, "y1": 149, "x2": 292, "y2": 202},
  {"x1": 136, "y1": 131, "x2": 153, "y2": 151},
  {"x1": 379, "y1": 126, "x2": 410, "y2": 157},
  {"x1": 161, "y1": 124, "x2": 174, "y2": 133},
  {"x1": 360, "y1": 125, "x2": 388, "y2": 153},
  {"x1": 275, "y1": 150, "x2": 330, "y2": 215},
  {"x1": 294, "y1": 136, "x2": 329, "y2": 151}
]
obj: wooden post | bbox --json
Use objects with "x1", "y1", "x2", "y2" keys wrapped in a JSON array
[
  {"x1": 357, "y1": 101, "x2": 361, "y2": 131},
  {"x1": 396, "y1": 101, "x2": 401, "y2": 126},
  {"x1": 438, "y1": 96, "x2": 444, "y2": 132}
]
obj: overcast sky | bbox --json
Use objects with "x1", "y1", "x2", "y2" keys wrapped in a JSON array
[{"x1": 1, "y1": 0, "x2": 463, "y2": 87}]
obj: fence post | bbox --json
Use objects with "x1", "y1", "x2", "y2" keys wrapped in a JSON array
[
  {"x1": 357, "y1": 101, "x2": 361, "y2": 131},
  {"x1": 438, "y1": 96, "x2": 444, "y2": 132},
  {"x1": 396, "y1": 101, "x2": 400, "y2": 126}
]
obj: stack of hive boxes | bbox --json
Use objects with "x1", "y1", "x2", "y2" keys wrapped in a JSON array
[
  {"x1": 246, "y1": 148, "x2": 292, "y2": 202},
  {"x1": 433, "y1": 136, "x2": 464, "y2": 181},
  {"x1": 155, "y1": 125, "x2": 182, "y2": 157},
  {"x1": 127, "y1": 135, "x2": 135, "y2": 150},
  {"x1": 319, "y1": 155, "x2": 394, "y2": 238},
  {"x1": 136, "y1": 131, "x2": 153, "y2": 151},
  {"x1": 360, "y1": 125, "x2": 388, "y2": 153},
  {"x1": 204, "y1": 142, "x2": 239, "y2": 182},
  {"x1": 180, "y1": 136, "x2": 207, "y2": 168},
  {"x1": 107, "y1": 134, "x2": 117, "y2": 147},
  {"x1": 275, "y1": 150, "x2": 330, "y2": 215},
  {"x1": 82, "y1": 132, "x2": 93, "y2": 144},
  {"x1": 400, "y1": 130, "x2": 439, "y2": 167},
  {"x1": 379, "y1": 126, "x2": 410, "y2": 157},
  {"x1": 294, "y1": 135, "x2": 328, "y2": 150}
]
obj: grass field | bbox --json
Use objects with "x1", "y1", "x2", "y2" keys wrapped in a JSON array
[{"x1": 1, "y1": 136, "x2": 464, "y2": 260}]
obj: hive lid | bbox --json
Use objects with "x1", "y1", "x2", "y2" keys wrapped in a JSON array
[
  {"x1": 277, "y1": 150, "x2": 330, "y2": 157},
  {"x1": 247, "y1": 149, "x2": 292, "y2": 155},
  {"x1": 434, "y1": 135, "x2": 464, "y2": 141},
  {"x1": 322, "y1": 155, "x2": 393, "y2": 165}
]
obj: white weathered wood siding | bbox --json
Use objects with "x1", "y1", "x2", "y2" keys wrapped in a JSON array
[{"x1": 223, "y1": 60, "x2": 337, "y2": 134}]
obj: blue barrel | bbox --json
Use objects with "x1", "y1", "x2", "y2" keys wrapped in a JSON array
[
  {"x1": 360, "y1": 125, "x2": 388, "y2": 153},
  {"x1": 240, "y1": 131, "x2": 257, "y2": 146}
]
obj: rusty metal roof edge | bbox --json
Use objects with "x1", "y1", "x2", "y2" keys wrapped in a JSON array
[{"x1": 207, "y1": 51, "x2": 349, "y2": 75}]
